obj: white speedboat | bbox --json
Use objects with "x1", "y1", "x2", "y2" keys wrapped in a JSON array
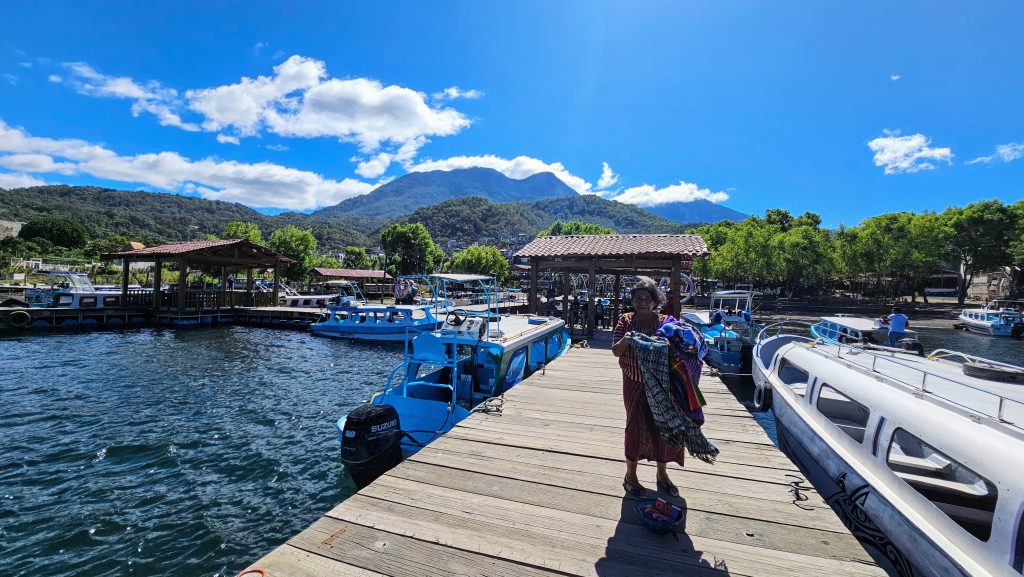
[
  {"x1": 337, "y1": 274, "x2": 570, "y2": 487},
  {"x1": 752, "y1": 321, "x2": 1024, "y2": 577},
  {"x1": 279, "y1": 280, "x2": 366, "y2": 308},
  {"x1": 959, "y1": 301, "x2": 1024, "y2": 338},
  {"x1": 24, "y1": 271, "x2": 138, "y2": 308}
]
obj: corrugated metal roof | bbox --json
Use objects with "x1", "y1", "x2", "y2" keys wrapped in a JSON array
[
  {"x1": 515, "y1": 234, "x2": 709, "y2": 258},
  {"x1": 314, "y1": 268, "x2": 391, "y2": 279}
]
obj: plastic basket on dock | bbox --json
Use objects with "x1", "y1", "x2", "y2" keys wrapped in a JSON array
[{"x1": 634, "y1": 498, "x2": 685, "y2": 535}]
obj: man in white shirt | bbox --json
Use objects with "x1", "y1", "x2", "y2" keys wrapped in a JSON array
[{"x1": 887, "y1": 307, "x2": 910, "y2": 346}]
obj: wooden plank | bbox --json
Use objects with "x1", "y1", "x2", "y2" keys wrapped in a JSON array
[{"x1": 243, "y1": 544, "x2": 386, "y2": 577}]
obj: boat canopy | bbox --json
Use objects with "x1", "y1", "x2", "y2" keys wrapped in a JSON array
[
  {"x1": 427, "y1": 273, "x2": 494, "y2": 283},
  {"x1": 820, "y1": 316, "x2": 879, "y2": 332}
]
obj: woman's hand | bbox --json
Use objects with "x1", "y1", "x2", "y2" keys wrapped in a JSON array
[{"x1": 612, "y1": 331, "x2": 633, "y2": 357}]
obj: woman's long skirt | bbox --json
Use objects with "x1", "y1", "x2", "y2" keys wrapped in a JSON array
[{"x1": 623, "y1": 375, "x2": 686, "y2": 466}]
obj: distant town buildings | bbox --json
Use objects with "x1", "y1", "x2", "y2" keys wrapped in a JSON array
[{"x1": 0, "y1": 220, "x2": 24, "y2": 239}]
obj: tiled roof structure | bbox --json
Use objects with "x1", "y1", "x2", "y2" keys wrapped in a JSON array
[
  {"x1": 515, "y1": 234, "x2": 709, "y2": 259},
  {"x1": 102, "y1": 239, "x2": 293, "y2": 264},
  {"x1": 313, "y1": 268, "x2": 391, "y2": 279}
]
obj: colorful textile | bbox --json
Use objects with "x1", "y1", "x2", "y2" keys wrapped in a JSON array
[{"x1": 629, "y1": 332, "x2": 719, "y2": 464}]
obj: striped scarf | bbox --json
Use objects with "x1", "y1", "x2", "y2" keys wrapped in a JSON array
[{"x1": 630, "y1": 332, "x2": 719, "y2": 464}]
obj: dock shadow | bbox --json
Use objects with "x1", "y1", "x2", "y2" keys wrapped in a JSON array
[{"x1": 593, "y1": 493, "x2": 730, "y2": 577}]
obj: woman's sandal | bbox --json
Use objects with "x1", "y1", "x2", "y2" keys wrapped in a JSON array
[
  {"x1": 623, "y1": 476, "x2": 646, "y2": 497},
  {"x1": 657, "y1": 476, "x2": 680, "y2": 497}
]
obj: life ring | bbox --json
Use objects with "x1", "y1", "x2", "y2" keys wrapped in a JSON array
[{"x1": 9, "y1": 309, "x2": 31, "y2": 328}]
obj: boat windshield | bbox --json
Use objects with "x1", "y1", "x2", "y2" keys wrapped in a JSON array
[
  {"x1": 710, "y1": 292, "x2": 756, "y2": 313},
  {"x1": 45, "y1": 272, "x2": 95, "y2": 292}
]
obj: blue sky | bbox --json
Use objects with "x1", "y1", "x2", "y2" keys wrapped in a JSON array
[{"x1": 1, "y1": 1, "x2": 1022, "y2": 226}]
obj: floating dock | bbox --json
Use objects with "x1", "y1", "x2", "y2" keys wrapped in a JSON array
[{"x1": 241, "y1": 341, "x2": 884, "y2": 577}]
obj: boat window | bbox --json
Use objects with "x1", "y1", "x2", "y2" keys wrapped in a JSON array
[
  {"x1": 103, "y1": 296, "x2": 120, "y2": 307},
  {"x1": 777, "y1": 359, "x2": 808, "y2": 397},
  {"x1": 816, "y1": 385, "x2": 869, "y2": 442},
  {"x1": 886, "y1": 428, "x2": 997, "y2": 541}
]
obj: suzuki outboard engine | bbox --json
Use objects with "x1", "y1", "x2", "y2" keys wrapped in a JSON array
[{"x1": 340, "y1": 403, "x2": 402, "y2": 488}]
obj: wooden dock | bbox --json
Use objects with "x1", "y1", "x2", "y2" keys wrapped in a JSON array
[{"x1": 241, "y1": 343, "x2": 884, "y2": 577}]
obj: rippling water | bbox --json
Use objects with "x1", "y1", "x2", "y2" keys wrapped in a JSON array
[{"x1": 0, "y1": 327, "x2": 403, "y2": 577}]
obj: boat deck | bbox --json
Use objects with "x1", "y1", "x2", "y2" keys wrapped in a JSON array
[{"x1": 240, "y1": 341, "x2": 884, "y2": 577}]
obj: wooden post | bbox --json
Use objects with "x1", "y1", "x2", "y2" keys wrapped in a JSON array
[
  {"x1": 671, "y1": 255, "x2": 681, "y2": 319},
  {"x1": 529, "y1": 259, "x2": 539, "y2": 315},
  {"x1": 121, "y1": 258, "x2": 130, "y2": 308},
  {"x1": 613, "y1": 273, "x2": 621, "y2": 324},
  {"x1": 177, "y1": 258, "x2": 188, "y2": 311},
  {"x1": 562, "y1": 269, "x2": 570, "y2": 326},
  {"x1": 587, "y1": 258, "x2": 596, "y2": 335},
  {"x1": 153, "y1": 258, "x2": 162, "y2": 311},
  {"x1": 272, "y1": 265, "x2": 280, "y2": 307},
  {"x1": 220, "y1": 265, "x2": 228, "y2": 309},
  {"x1": 246, "y1": 267, "x2": 254, "y2": 307}
]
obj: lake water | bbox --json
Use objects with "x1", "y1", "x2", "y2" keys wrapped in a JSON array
[
  {"x1": 0, "y1": 327, "x2": 402, "y2": 577},
  {"x1": 0, "y1": 325, "x2": 1020, "y2": 576}
]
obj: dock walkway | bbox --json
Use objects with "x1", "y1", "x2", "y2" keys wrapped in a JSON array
[{"x1": 242, "y1": 343, "x2": 883, "y2": 576}]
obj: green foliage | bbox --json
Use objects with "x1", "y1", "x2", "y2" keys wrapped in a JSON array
[
  {"x1": 537, "y1": 220, "x2": 616, "y2": 236},
  {"x1": 940, "y1": 200, "x2": 1016, "y2": 303},
  {"x1": 224, "y1": 221, "x2": 263, "y2": 244},
  {"x1": 341, "y1": 246, "x2": 372, "y2": 270},
  {"x1": 380, "y1": 223, "x2": 443, "y2": 275},
  {"x1": 18, "y1": 215, "x2": 89, "y2": 248},
  {"x1": 84, "y1": 235, "x2": 131, "y2": 260},
  {"x1": 310, "y1": 254, "x2": 342, "y2": 269},
  {"x1": 268, "y1": 226, "x2": 318, "y2": 281},
  {"x1": 450, "y1": 245, "x2": 511, "y2": 283}
]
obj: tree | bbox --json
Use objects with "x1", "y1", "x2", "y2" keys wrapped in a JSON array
[
  {"x1": 268, "y1": 226, "x2": 318, "y2": 281},
  {"x1": 763, "y1": 209, "x2": 795, "y2": 232},
  {"x1": 380, "y1": 223, "x2": 444, "y2": 276},
  {"x1": 537, "y1": 220, "x2": 615, "y2": 236},
  {"x1": 940, "y1": 200, "x2": 1015, "y2": 304},
  {"x1": 341, "y1": 246, "x2": 372, "y2": 270},
  {"x1": 450, "y1": 245, "x2": 511, "y2": 283},
  {"x1": 84, "y1": 235, "x2": 131, "y2": 260},
  {"x1": 18, "y1": 215, "x2": 89, "y2": 248},
  {"x1": 771, "y1": 225, "x2": 833, "y2": 295},
  {"x1": 225, "y1": 221, "x2": 263, "y2": 245}
]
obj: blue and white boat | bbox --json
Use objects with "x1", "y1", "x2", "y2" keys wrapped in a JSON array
[
  {"x1": 812, "y1": 315, "x2": 921, "y2": 350},
  {"x1": 682, "y1": 290, "x2": 760, "y2": 379},
  {"x1": 309, "y1": 304, "x2": 441, "y2": 341},
  {"x1": 337, "y1": 274, "x2": 570, "y2": 487},
  {"x1": 958, "y1": 300, "x2": 1024, "y2": 338},
  {"x1": 24, "y1": 271, "x2": 140, "y2": 308}
]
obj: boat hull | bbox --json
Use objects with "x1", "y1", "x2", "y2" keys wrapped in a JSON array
[{"x1": 310, "y1": 322, "x2": 440, "y2": 341}]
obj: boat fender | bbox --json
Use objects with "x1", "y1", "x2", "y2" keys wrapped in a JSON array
[
  {"x1": 962, "y1": 362, "x2": 1024, "y2": 384},
  {"x1": 9, "y1": 309, "x2": 31, "y2": 328}
]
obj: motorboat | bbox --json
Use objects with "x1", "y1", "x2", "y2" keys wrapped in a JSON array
[
  {"x1": 279, "y1": 280, "x2": 366, "y2": 309},
  {"x1": 812, "y1": 315, "x2": 921, "y2": 352},
  {"x1": 337, "y1": 274, "x2": 570, "y2": 487},
  {"x1": 309, "y1": 304, "x2": 442, "y2": 341},
  {"x1": 23, "y1": 271, "x2": 136, "y2": 308},
  {"x1": 681, "y1": 290, "x2": 760, "y2": 379},
  {"x1": 752, "y1": 321, "x2": 1024, "y2": 577},
  {"x1": 958, "y1": 300, "x2": 1024, "y2": 338}
]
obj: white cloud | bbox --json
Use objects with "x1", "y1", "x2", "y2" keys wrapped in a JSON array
[
  {"x1": 3, "y1": 73, "x2": 17, "y2": 85},
  {"x1": 432, "y1": 86, "x2": 484, "y2": 100},
  {"x1": 867, "y1": 129, "x2": 953, "y2": 174},
  {"x1": 253, "y1": 42, "x2": 268, "y2": 54},
  {"x1": 967, "y1": 142, "x2": 1024, "y2": 165},
  {"x1": 596, "y1": 161, "x2": 619, "y2": 189},
  {"x1": 264, "y1": 144, "x2": 289, "y2": 151},
  {"x1": 0, "y1": 120, "x2": 373, "y2": 210},
  {"x1": 19, "y1": 62, "x2": 33, "y2": 69},
  {"x1": 609, "y1": 181, "x2": 729, "y2": 207},
  {"x1": 0, "y1": 171, "x2": 46, "y2": 189},
  {"x1": 47, "y1": 74, "x2": 62, "y2": 83},
  {"x1": 890, "y1": 74, "x2": 901, "y2": 81},
  {"x1": 409, "y1": 154, "x2": 593, "y2": 194},
  {"x1": 354, "y1": 152, "x2": 393, "y2": 178},
  {"x1": 216, "y1": 134, "x2": 240, "y2": 145},
  {"x1": 60, "y1": 62, "x2": 200, "y2": 131}
]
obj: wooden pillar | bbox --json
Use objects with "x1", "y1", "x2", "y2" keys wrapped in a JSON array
[
  {"x1": 120, "y1": 259, "x2": 130, "y2": 308},
  {"x1": 177, "y1": 258, "x2": 188, "y2": 311},
  {"x1": 562, "y1": 269, "x2": 571, "y2": 325},
  {"x1": 246, "y1": 267, "x2": 254, "y2": 307},
  {"x1": 529, "y1": 259, "x2": 539, "y2": 314},
  {"x1": 613, "y1": 273, "x2": 621, "y2": 324},
  {"x1": 153, "y1": 258, "x2": 163, "y2": 311},
  {"x1": 670, "y1": 256, "x2": 681, "y2": 319},
  {"x1": 220, "y1": 265, "x2": 228, "y2": 309},
  {"x1": 272, "y1": 264, "x2": 280, "y2": 307},
  {"x1": 587, "y1": 258, "x2": 596, "y2": 335}
]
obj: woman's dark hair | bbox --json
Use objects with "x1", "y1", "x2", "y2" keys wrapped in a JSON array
[{"x1": 630, "y1": 277, "x2": 665, "y2": 308}]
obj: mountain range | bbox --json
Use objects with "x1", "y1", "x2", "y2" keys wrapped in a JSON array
[{"x1": 0, "y1": 168, "x2": 747, "y2": 251}]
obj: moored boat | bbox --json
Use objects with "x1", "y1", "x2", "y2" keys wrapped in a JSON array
[
  {"x1": 336, "y1": 275, "x2": 570, "y2": 487},
  {"x1": 24, "y1": 271, "x2": 144, "y2": 308},
  {"x1": 958, "y1": 300, "x2": 1024, "y2": 338},
  {"x1": 752, "y1": 321, "x2": 1024, "y2": 577},
  {"x1": 812, "y1": 315, "x2": 922, "y2": 353},
  {"x1": 681, "y1": 290, "x2": 761, "y2": 380},
  {"x1": 278, "y1": 280, "x2": 367, "y2": 308},
  {"x1": 309, "y1": 304, "x2": 442, "y2": 341}
]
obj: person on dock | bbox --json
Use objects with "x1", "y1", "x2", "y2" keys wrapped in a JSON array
[
  {"x1": 886, "y1": 306, "x2": 910, "y2": 346},
  {"x1": 611, "y1": 278, "x2": 683, "y2": 498}
]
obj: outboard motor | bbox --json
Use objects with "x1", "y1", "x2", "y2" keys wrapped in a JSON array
[
  {"x1": 1012, "y1": 322, "x2": 1024, "y2": 339},
  {"x1": 895, "y1": 338, "x2": 925, "y2": 357},
  {"x1": 340, "y1": 403, "x2": 403, "y2": 488}
]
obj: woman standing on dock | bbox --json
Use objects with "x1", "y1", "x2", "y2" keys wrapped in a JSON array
[{"x1": 611, "y1": 278, "x2": 684, "y2": 497}]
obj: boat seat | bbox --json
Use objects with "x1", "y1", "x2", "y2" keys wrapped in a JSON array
[
  {"x1": 405, "y1": 381, "x2": 454, "y2": 403},
  {"x1": 895, "y1": 471, "x2": 990, "y2": 498},
  {"x1": 888, "y1": 453, "x2": 952, "y2": 475},
  {"x1": 827, "y1": 417, "x2": 867, "y2": 442},
  {"x1": 410, "y1": 334, "x2": 451, "y2": 365}
]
